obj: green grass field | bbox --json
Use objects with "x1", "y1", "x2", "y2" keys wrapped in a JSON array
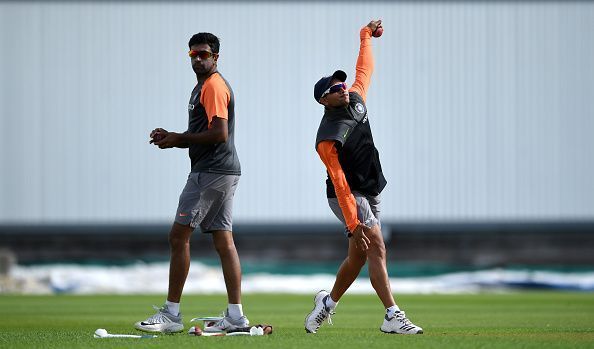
[{"x1": 0, "y1": 293, "x2": 593, "y2": 348}]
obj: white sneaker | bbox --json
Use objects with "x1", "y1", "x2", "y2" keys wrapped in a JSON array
[
  {"x1": 134, "y1": 305, "x2": 184, "y2": 333},
  {"x1": 380, "y1": 311, "x2": 423, "y2": 334},
  {"x1": 304, "y1": 290, "x2": 335, "y2": 333},
  {"x1": 203, "y1": 309, "x2": 249, "y2": 333}
]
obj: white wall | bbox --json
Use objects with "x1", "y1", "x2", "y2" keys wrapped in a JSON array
[{"x1": 1, "y1": 1, "x2": 593, "y2": 224}]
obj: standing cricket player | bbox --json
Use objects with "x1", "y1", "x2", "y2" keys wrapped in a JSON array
[
  {"x1": 305, "y1": 20, "x2": 423, "y2": 334},
  {"x1": 135, "y1": 32, "x2": 248, "y2": 333}
]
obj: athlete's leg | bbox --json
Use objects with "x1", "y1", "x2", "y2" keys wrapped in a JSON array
[
  {"x1": 211, "y1": 230, "x2": 242, "y2": 304},
  {"x1": 327, "y1": 194, "x2": 378, "y2": 302},
  {"x1": 200, "y1": 174, "x2": 247, "y2": 332},
  {"x1": 330, "y1": 238, "x2": 367, "y2": 302},
  {"x1": 134, "y1": 174, "x2": 197, "y2": 332},
  {"x1": 365, "y1": 224, "x2": 395, "y2": 308},
  {"x1": 167, "y1": 222, "x2": 194, "y2": 303}
]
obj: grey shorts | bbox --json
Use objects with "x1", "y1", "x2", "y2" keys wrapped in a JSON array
[
  {"x1": 175, "y1": 172, "x2": 240, "y2": 232},
  {"x1": 328, "y1": 192, "x2": 381, "y2": 236}
]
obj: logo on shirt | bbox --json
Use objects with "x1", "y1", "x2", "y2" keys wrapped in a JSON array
[
  {"x1": 343, "y1": 128, "x2": 350, "y2": 139},
  {"x1": 355, "y1": 103, "x2": 365, "y2": 114},
  {"x1": 188, "y1": 104, "x2": 195, "y2": 111}
]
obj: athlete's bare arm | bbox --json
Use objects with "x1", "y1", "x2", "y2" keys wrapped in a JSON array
[{"x1": 151, "y1": 118, "x2": 228, "y2": 149}]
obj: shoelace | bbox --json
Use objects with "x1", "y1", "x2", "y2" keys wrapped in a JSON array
[
  {"x1": 144, "y1": 305, "x2": 170, "y2": 324},
  {"x1": 395, "y1": 311, "x2": 412, "y2": 326},
  {"x1": 313, "y1": 307, "x2": 334, "y2": 330},
  {"x1": 327, "y1": 310, "x2": 335, "y2": 325}
]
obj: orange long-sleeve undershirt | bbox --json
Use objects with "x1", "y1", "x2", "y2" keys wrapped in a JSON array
[
  {"x1": 316, "y1": 26, "x2": 375, "y2": 233},
  {"x1": 317, "y1": 141, "x2": 360, "y2": 232},
  {"x1": 349, "y1": 26, "x2": 374, "y2": 102}
]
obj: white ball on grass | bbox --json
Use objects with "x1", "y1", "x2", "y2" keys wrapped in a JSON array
[{"x1": 94, "y1": 329, "x2": 108, "y2": 337}]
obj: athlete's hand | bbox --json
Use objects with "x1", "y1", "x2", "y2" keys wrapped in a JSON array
[
  {"x1": 154, "y1": 131, "x2": 182, "y2": 149},
  {"x1": 351, "y1": 223, "x2": 371, "y2": 251},
  {"x1": 367, "y1": 19, "x2": 382, "y2": 33},
  {"x1": 149, "y1": 128, "x2": 168, "y2": 144}
]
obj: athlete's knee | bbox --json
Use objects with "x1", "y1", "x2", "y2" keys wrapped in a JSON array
[
  {"x1": 348, "y1": 241, "x2": 368, "y2": 266},
  {"x1": 349, "y1": 254, "x2": 367, "y2": 269},
  {"x1": 212, "y1": 231, "x2": 236, "y2": 255},
  {"x1": 366, "y1": 227, "x2": 386, "y2": 260},
  {"x1": 214, "y1": 241, "x2": 236, "y2": 256},
  {"x1": 168, "y1": 223, "x2": 192, "y2": 248},
  {"x1": 368, "y1": 242, "x2": 386, "y2": 261}
]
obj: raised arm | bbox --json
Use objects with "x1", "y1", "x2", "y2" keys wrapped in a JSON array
[{"x1": 349, "y1": 20, "x2": 382, "y2": 102}]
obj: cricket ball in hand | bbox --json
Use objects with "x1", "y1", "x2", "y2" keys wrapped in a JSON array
[
  {"x1": 372, "y1": 26, "x2": 383, "y2": 37},
  {"x1": 152, "y1": 132, "x2": 165, "y2": 142}
]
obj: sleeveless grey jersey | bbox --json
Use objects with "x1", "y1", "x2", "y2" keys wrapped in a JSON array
[{"x1": 187, "y1": 72, "x2": 241, "y2": 175}]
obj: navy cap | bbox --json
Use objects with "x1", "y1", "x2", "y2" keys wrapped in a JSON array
[{"x1": 314, "y1": 70, "x2": 347, "y2": 103}]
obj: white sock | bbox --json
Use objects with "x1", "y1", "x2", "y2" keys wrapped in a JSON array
[
  {"x1": 165, "y1": 300, "x2": 180, "y2": 316},
  {"x1": 386, "y1": 305, "x2": 401, "y2": 318},
  {"x1": 325, "y1": 295, "x2": 338, "y2": 310},
  {"x1": 227, "y1": 303, "x2": 243, "y2": 319}
]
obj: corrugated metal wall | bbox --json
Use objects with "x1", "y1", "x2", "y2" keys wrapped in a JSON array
[{"x1": 1, "y1": 1, "x2": 593, "y2": 224}]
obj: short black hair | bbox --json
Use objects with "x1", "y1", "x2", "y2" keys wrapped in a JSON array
[{"x1": 188, "y1": 32, "x2": 220, "y2": 53}]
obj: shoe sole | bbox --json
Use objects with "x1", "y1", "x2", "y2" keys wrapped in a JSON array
[
  {"x1": 135, "y1": 323, "x2": 184, "y2": 334},
  {"x1": 380, "y1": 328, "x2": 424, "y2": 335}
]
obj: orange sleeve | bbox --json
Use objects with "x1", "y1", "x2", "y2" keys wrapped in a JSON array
[
  {"x1": 200, "y1": 73, "x2": 230, "y2": 127},
  {"x1": 317, "y1": 140, "x2": 360, "y2": 233},
  {"x1": 349, "y1": 26, "x2": 374, "y2": 102}
]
